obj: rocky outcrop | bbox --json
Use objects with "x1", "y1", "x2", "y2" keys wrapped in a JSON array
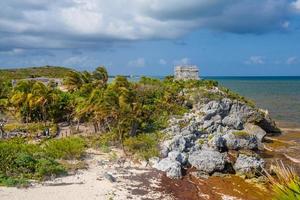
[{"x1": 154, "y1": 97, "x2": 279, "y2": 179}]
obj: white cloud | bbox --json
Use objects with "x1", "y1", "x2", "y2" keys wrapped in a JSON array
[
  {"x1": 128, "y1": 57, "x2": 145, "y2": 67},
  {"x1": 159, "y1": 59, "x2": 167, "y2": 65},
  {"x1": 292, "y1": 0, "x2": 300, "y2": 10},
  {"x1": 0, "y1": 0, "x2": 298, "y2": 50},
  {"x1": 245, "y1": 56, "x2": 265, "y2": 65},
  {"x1": 286, "y1": 56, "x2": 298, "y2": 64},
  {"x1": 173, "y1": 57, "x2": 191, "y2": 65}
]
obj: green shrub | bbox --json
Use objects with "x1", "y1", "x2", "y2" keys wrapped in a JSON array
[
  {"x1": 0, "y1": 173, "x2": 28, "y2": 187},
  {"x1": 0, "y1": 139, "x2": 66, "y2": 186},
  {"x1": 35, "y1": 158, "x2": 66, "y2": 179},
  {"x1": 123, "y1": 133, "x2": 160, "y2": 160},
  {"x1": 44, "y1": 137, "x2": 86, "y2": 160}
]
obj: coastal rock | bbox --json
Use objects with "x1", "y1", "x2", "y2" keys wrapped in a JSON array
[
  {"x1": 255, "y1": 113, "x2": 281, "y2": 134},
  {"x1": 168, "y1": 151, "x2": 188, "y2": 165},
  {"x1": 208, "y1": 134, "x2": 227, "y2": 152},
  {"x1": 188, "y1": 150, "x2": 226, "y2": 174},
  {"x1": 223, "y1": 132, "x2": 258, "y2": 150},
  {"x1": 244, "y1": 123, "x2": 266, "y2": 142},
  {"x1": 233, "y1": 154, "x2": 265, "y2": 178},
  {"x1": 222, "y1": 115, "x2": 243, "y2": 130},
  {"x1": 153, "y1": 158, "x2": 182, "y2": 179}
]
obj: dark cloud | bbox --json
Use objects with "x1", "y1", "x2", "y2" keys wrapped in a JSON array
[{"x1": 0, "y1": 0, "x2": 299, "y2": 51}]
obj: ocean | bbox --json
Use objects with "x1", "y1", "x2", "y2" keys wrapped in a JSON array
[{"x1": 205, "y1": 76, "x2": 300, "y2": 127}]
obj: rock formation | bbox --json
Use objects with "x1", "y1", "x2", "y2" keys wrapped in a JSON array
[{"x1": 153, "y1": 94, "x2": 280, "y2": 179}]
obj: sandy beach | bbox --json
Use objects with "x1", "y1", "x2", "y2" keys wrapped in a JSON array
[{"x1": 0, "y1": 149, "x2": 172, "y2": 200}]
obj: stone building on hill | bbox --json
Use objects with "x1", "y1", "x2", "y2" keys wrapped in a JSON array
[{"x1": 174, "y1": 65, "x2": 199, "y2": 80}]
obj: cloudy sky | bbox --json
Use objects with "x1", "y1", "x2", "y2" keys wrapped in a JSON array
[{"x1": 1, "y1": 0, "x2": 300, "y2": 76}]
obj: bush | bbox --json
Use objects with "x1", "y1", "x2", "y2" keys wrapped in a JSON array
[
  {"x1": 0, "y1": 139, "x2": 66, "y2": 186},
  {"x1": 44, "y1": 137, "x2": 86, "y2": 160},
  {"x1": 35, "y1": 158, "x2": 66, "y2": 179},
  {"x1": 0, "y1": 173, "x2": 28, "y2": 187},
  {"x1": 123, "y1": 133, "x2": 161, "y2": 160}
]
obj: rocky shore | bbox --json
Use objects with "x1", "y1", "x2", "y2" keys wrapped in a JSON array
[{"x1": 152, "y1": 97, "x2": 280, "y2": 180}]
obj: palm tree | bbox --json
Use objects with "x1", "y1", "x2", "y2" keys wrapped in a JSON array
[
  {"x1": 64, "y1": 71, "x2": 84, "y2": 92},
  {"x1": 93, "y1": 66, "x2": 108, "y2": 87}
]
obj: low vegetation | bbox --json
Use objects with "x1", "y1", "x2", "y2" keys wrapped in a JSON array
[
  {"x1": 265, "y1": 161, "x2": 300, "y2": 200},
  {"x1": 232, "y1": 131, "x2": 250, "y2": 138},
  {"x1": 0, "y1": 137, "x2": 86, "y2": 186},
  {"x1": 0, "y1": 66, "x2": 74, "y2": 81}
]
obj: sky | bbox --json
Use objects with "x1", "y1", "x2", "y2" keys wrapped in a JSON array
[{"x1": 1, "y1": 0, "x2": 300, "y2": 76}]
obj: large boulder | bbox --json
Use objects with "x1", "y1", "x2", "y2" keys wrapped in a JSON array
[
  {"x1": 233, "y1": 154, "x2": 265, "y2": 178},
  {"x1": 154, "y1": 158, "x2": 182, "y2": 179},
  {"x1": 255, "y1": 113, "x2": 281, "y2": 134},
  {"x1": 223, "y1": 132, "x2": 258, "y2": 150},
  {"x1": 244, "y1": 123, "x2": 267, "y2": 142},
  {"x1": 188, "y1": 150, "x2": 226, "y2": 174},
  {"x1": 222, "y1": 115, "x2": 244, "y2": 130}
]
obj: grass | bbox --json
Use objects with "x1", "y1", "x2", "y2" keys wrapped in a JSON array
[
  {"x1": 265, "y1": 161, "x2": 300, "y2": 200},
  {"x1": 123, "y1": 133, "x2": 162, "y2": 160},
  {"x1": 232, "y1": 131, "x2": 250, "y2": 138}
]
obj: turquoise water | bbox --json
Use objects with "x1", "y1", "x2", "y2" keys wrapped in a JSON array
[{"x1": 205, "y1": 77, "x2": 300, "y2": 127}]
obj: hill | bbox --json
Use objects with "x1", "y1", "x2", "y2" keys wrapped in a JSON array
[{"x1": 0, "y1": 66, "x2": 75, "y2": 81}]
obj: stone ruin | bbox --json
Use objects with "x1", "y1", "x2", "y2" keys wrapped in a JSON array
[{"x1": 174, "y1": 65, "x2": 199, "y2": 80}]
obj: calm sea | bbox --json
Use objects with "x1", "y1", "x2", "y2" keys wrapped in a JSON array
[{"x1": 204, "y1": 76, "x2": 300, "y2": 127}]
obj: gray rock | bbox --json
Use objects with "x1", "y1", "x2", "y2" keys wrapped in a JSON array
[
  {"x1": 244, "y1": 123, "x2": 266, "y2": 142},
  {"x1": 168, "y1": 151, "x2": 188, "y2": 165},
  {"x1": 234, "y1": 154, "x2": 265, "y2": 178},
  {"x1": 208, "y1": 135, "x2": 227, "y2": 152},
  {"x1": 223, "y1": 132, "x2": 258, "y2": 150},
  {"x1": 188, "y1": 150, "x2": 226, "y2": 174},
  {"x1": 103, "y1": 172, "x2": 116, "y2": 183},
  {"x1": 222, "y1": 115, "x2": 243, "y2": 130},
  {"x1": 154, "y1": 158, "x2": 182, "y2": 179}
]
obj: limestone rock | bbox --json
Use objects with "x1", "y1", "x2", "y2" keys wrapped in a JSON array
[
  {"x1": 154, "y1": 158, "x2": 182, "y2": 179},
  {"x1": 188, "y1": 150, "x2": 226, "y2": 174},
  {"x1": 234, "y1": 154, "x2": 265, "y2": 178},
  {"x1": 223, "y1": 132, "x2": 258, "y2": 150}
]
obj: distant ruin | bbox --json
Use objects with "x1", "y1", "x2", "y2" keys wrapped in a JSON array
[
  {"x1": 11, "y1": 77, "x2": 63, "y2": 88},
  {"x1": 174, "y1": 65, "x2": 199, "y2": 80}
]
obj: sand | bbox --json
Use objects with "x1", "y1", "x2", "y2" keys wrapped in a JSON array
[{"x1": 0, "y1": 149, "x2": 173, "y2": 200}]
